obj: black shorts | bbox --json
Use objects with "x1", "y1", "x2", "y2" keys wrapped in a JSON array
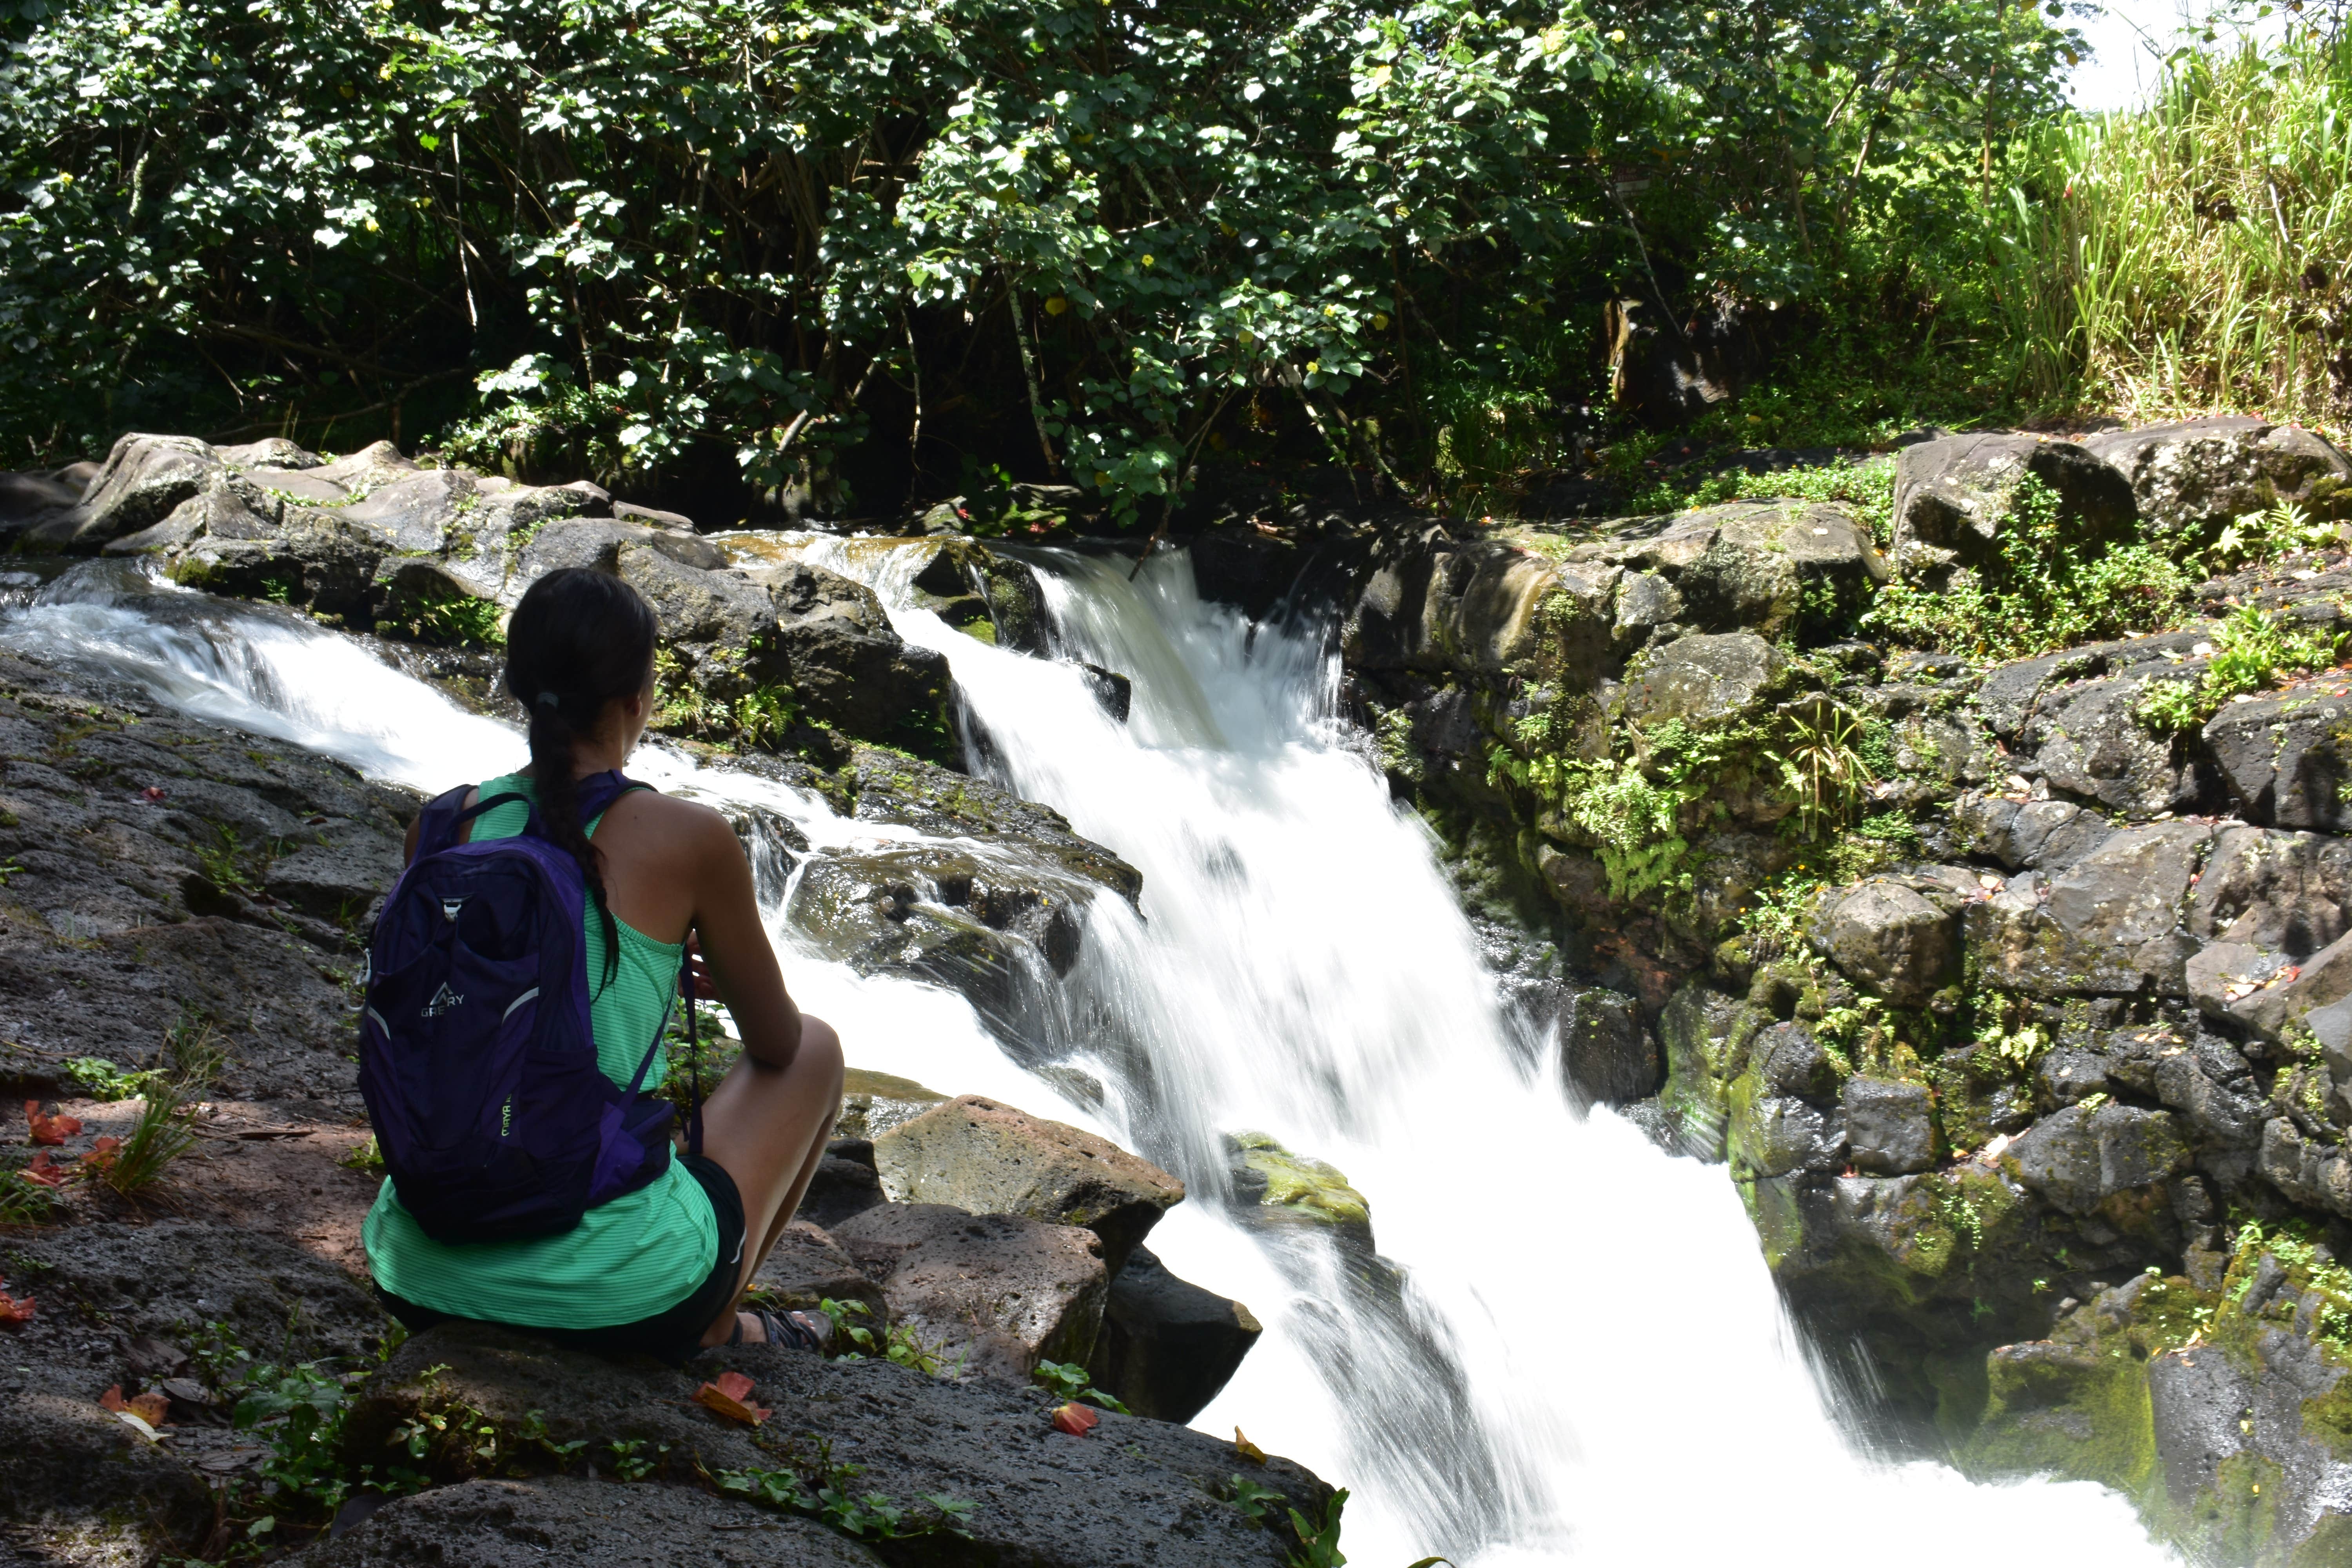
[{"x1": 375, "y1": 1153, "x2": 748, "y2": 1368}]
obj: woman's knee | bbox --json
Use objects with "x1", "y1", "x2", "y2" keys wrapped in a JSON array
[{"x1": 796, "y1": 1013, "x2": 844, "y2": 1087}]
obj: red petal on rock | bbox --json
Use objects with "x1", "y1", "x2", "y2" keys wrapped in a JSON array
[
  {"x1": 1051, "y1": 1402, "x2": 1100, "y2": 1436},
  {"x1": 713, "y1": 1370, "x2": 757, "y2": 1403},
  {"x1": 21, "y1": 1152, "x2": 67, "y2": 1186},
  {"x1": 0, "y1": 1292, "x2": 33, "y2": 1325},
  {"x1": 694, "y1": 1381, "x2": 769, "y2": 1425},
  {"x1": 99, "y1": 1385, "x2": 127, "y2": 1413}
]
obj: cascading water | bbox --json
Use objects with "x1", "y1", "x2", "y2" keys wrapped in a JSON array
[{"x1": 0, "y1": 554, "x2": 2180, "y2": 1566}]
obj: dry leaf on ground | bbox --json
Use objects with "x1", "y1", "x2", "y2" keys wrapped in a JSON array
[
  {"x1": 694, "y1": 1369, "x2": 770, "y2": 1425},
  {"x1": 25, "y1": 1101, "x2": 80, "y2": 1147}
]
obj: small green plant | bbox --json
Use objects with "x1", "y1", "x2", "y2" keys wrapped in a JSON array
[
  {"x1": 1032, "y1": 1359, "x2": 1130, "y2": 1414},
  {"x1": 1230, "y1": 1474, "x2": 1289, "y2": 1522},
  {"x1": 91, "y1": 1076, "x2": 200, "y2": 1198},
  {"x1": 2136, "y1": 603, "x2": 2345, "y2": 733},
  {"x1": 194, "y1": 823, "x2": 258, "y2": 894},
  {"x1": 397, "y1": 590, "x2": 506, "y2": 648},
  {"x1": 715, "y1": 1437, "x2": 972, "y2": 1540},
  {"x1": 233, "y1": 1360, "x2": 356, "y2": 1515},
  {"x1": 606, "y1": 1438, "x2": 668, "y2": 1481},
  {"x1": 0, "y1": 1165, "x2": 59, "y2": 1225},
  {"x1": 1866, "y1": 476, "x2": 2194, "y2": 660},
  {"x1": 1775, "y1": 706, "x2": 1875, "y2": 840},
  {"x1": 339, "y1": 1136, "x2": 385, "y2": 1175},
  {"x1": 61, "y1": 1056, "x2": 156, "y2": 1101},
  {"x1": 817, "y1": 1297, "x2": 959, "y2": 1376},
  {"x1": 1285, "y1": 1487, "x2": 1348, "y2": 1568},
  {"x1": 2211, "y1": 500, "x2": 2336, "y2": 569}
]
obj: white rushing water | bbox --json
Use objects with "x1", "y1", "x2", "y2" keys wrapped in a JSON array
[{"x1": 0, "y1": 555, "x2": 2179, "y2": 1566}]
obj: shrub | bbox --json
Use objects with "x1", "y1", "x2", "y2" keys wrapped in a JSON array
[{"x1": 2135, "y1": 602, "x2": 2346, "y2": 732}]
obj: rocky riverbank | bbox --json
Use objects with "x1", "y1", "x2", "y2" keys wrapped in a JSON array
[
  {"x1": 1287, "y1": 416, "x2": 2352, "y2": 1564},
  {"x1": 0, "y1": 571, "x2": 1313, "y2": 1563}
]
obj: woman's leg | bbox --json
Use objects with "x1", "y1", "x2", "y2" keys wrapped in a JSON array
[{"x1": 695, "y1": 1015, "x2": 845, "y2": 1347}]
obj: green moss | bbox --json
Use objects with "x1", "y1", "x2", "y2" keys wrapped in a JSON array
[
  {"x1": 1228, "y1": 1132, "x2": 1371, "y2": 1229},
  {"x1": 1964, "y1": 1334, "x2": 2156, "y2": 1496}
]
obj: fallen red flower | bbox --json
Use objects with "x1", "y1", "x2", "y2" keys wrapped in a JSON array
[
  {"x1": 24, "y1": 1102, "x2": 79, "y2": 1147},
  {"x1": 694, "y1": 1368, "x2": 770, "y2": 1425},
  {"x1": 79, "y1": 1136, "x2": 122, "y2": 1174},
  {"x1": 0, "y1": 1284, "x2": 31, "y2": 1325},
  {"x1": 139, "y1": 786, "x2": 165, "y2": 802},
  {"x1": 1051, "y1": 1401, "x2": 1100, "y2": 1437},
  {"x1": 19, "y1": 1151, "x2": 66, "y2": 1187}
]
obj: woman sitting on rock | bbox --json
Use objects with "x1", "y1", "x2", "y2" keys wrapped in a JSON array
[{"x1": 362, "y1": 566, "x2": 845, "y2": 1361}]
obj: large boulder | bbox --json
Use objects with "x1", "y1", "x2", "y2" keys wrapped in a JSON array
[
  {"x1": 2203, "y1": 686, "x2": 2352, "y2": 833},
  {"x1": 1967, "y1": 822, "x2": 2209, "y2": 996},
  {"x1": 829, "y1": 1203, "x2": 1109, "y2": 1381},
  {"x1": 2019, "y1": 674, "x2": 2214, "y2": 818},
  {"x1": 1344, "y1": 531, "x2": 1615, "y2": 677},
  {"x1": 309, "y1": 1477, "x2": 884, "y2": 1566},
  {"x1": 763, "y1": 559, "x2": 953, "y2": 745},
  {"x1": 2005, "y1": 1101, "x2": 2192, "y2": 1218},
  {"x1": 2192, "y1": 826, "x2": 2352, "y2": 956},
  {"x1": 32, "y1": 432, "x2": 221, "y2": 551},
  {"x1": 341, "y1": 1323, "x2": 1330, "y2": 1568},
  {"x1": 1622, "y1": 631, "x2": 1784, "y2": 724},
  {"x1": 873, "y1": 1095, "x2": 1185, "y2": 1277},
  {"x1": 0, "y1": 466, "x2": 87, "y2": 537},
  {"x1": 2082, "y1": 416, "x2": 2352, "y2": 534},
  {"x1": 1726, "y1": 1022, "x2": 1847, "y2": 1181},
  {"x1": 1086, "y1": 1246, "x2": 1262, "y2": 1424},
  {"x1": 1552, "y1": 985, "x2": 1660, "y2": 1107},
  {"x1": 1811, "y1": 878, "x2": 1960, "y2": 1005},
  {"x1": 1624, "y1": 499, "x2": 1888, "y2": 639},
  {"x1": 752, "y1": 1218, "x2": 890, "y2": 1326},
  {"x1": 1891, "y1": 433, "x2": 2138, "y2": 585},
  {"x1": 1842, "y1": 1076, "x2": 1935, "y2": 1174}
]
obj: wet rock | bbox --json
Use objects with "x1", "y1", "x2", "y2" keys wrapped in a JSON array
[
  {"x1": 1343, "y1": 532, "x2": 1614, "y2": 677},
  {"x1": 1891, "y1": 433, "x2": 2138, "y2": 586},
  {"x1": 341, "y1": 467, "x2": 474, "y2": 554},
  {"x1": 751, "y1": 1218, "x2": 889, "y2": 1327},
  {"x1": 1966, "y1": 822, "x2": 2208, "y2": 996},
  {"x1": 1648, "y1": 499, "x2": 1888, "y2": 637},
  {"x1": 830, "y1": 1203, "x2": 1109, "y2": 1380},
  {"x1": 833, "y1": 1068, "x2": 949, "y2": 1144},
  {"x1": 873, "y1": 1094, "x2": 1185, "y2": 1277},
  {"x1": 839, "y1": 746, "x2": 1142, "y2": 902},
  {"x1": 1842, "y1": 1076, "x2": 1935, "y2": 1174},
  {"x1": 2082, "y1": 415, "x2": 2352, "y2": 534},
  {"x1": 2006, "y1": 1101, "x2": 2192, "y2": 1218},
  {"x1": 763, "y1": 559, "x2": 953, "y2": 749},
  {"x1": 264, "y1": 820, "x2": 406, "y2": 923},
  {"x1": 1622, "y1": 631, "x2": 1784, "y2": 724},
  {"x1": 1728, "y1": 1024, "x2": 1846, "y2": 1179},
  {"x1": 1078, "y1": 662, "x2": 1133, "y2": 722},
  {"x1": 307, "y1": 1476, "x2": 883, "y2": 1567},
  {"x1": 1657, "y1": 980, "x2": 1762, "y2": 1161},
  {"x1": 1552, "y1": 985, "x2": 1660, "y2": 1106},
  {"x1": 34, "y1": 433, "x2": 222, "y2": 551},
  {"x1": 1223, "y1": 1132, "x2": 1373, "y2": 1244},
  {"x1": 0, "y1": 467, "x2": 87, "y2": 536},
  {"x1": 1811, "y1": 878, "x2": 1959, "y2": 1005},
  {"x1": 2203, "y1": 689, "x2": 2352, "y2": 832},
  {"x1": 2259, "y1": 1117, "x2": 2352, "y2": 1216},
  {"x1": 617, "y1": 541, "x2": 786, "y2": 695},
  {"x1": 1087, "y1": 1245, "x2": 1262, "y2": 1424},
  {"x1": 343, "y1": 1323, "x2": 1328, "y2": 1568}
]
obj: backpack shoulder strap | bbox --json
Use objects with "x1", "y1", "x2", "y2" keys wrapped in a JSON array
[
  {"x1": 573, "y1": 770, "x2": 657, "y2": 831},
  {"x1": 410, "y1": 785, "x2": 479, "y2": 858}
]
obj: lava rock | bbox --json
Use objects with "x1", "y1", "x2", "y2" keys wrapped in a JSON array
[
  {"x1": 1553, "y1": 985, "x2": 1660, "y2": 1107},
  {"x1": 1622, "y1": 631, "x2": 1785, "y2": 724},
  {"x1": 1087, "y1": 1245, "x2": 1262, "y2": 1423},
  {"x1": 873, "y1": 1094, "x2": 1186, "y2": 1277},
  {"x1": 1842, "y1": 1076, "x2": 1935, "y2": 1174},
  {"x1": 1812, "y1": 878, "x2": 1960, "y2": 1005},
  {"x1": 1891, "y1": 433, "x2": 2138, "y2": 586},
  {"x1": 1344, "y1": 533, "x2": 1614, "y2": 676},
  {"x1": 751, "y1": 1218, "x2": 889, "y2": 1327},
  {"x1": 2082, "y1": 415, "x2": 2352, "y2": 534},
  {"x1": 2020, "y1": 675, "x2": 2213, "y2": 818},
  {"x1": 830, "y1": 1202, "x2": 1109, "y2": 1380},
  {"x1": 2006, "y1": 1101, "x2": 2192, "y2": 1217},
  {"x1": 2203, "y1": 689, "x2": 2352, "y2": 832},
  {"x1": 1967, "y1": 822, "x2": 2209, "y2": 996},
  {"x1": 34, "y1": 432, "x2": 222, "y2": 551}
]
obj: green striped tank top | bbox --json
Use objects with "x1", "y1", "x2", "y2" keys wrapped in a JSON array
[{"x1": 362, "y1": 774, "x2": 719, "y2": 1328}]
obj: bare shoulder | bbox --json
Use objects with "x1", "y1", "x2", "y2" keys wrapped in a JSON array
[{"x1": 604, "y1": 788, "x2": 738, "y2": 856}]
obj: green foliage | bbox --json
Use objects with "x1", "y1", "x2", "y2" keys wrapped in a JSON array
[
  {"x1": 1866, "y1": 476, "x2": 2195, "y2": 659},
  {"x1": 93, "y1": 1075, "x2": 200, "y2": 1197},
  {"x1": 1773, "y1": 707, "x2": 1876, "y2": 840},
  {"x1": 388, "y1": 590, "x2": 505, "y2": 649},
  {"x1": 2230, "y1": 1217, "x2": 2352, "y2": 1351},
  {"x1": 605, "y1": 1439, "x2": 669, "y2": 1482},
  {"x1": 0, "y1": 1164, "x2": 59, "y2": 1225},
  {"x1": 1973, "y1": 995, "x2": 2053, "y2": 1074},
  {"x1": 1629, "y1": 460, "x2": 1896, "y2": 546},
  {"x1": 2135, "y1": 603, "x2": 2345, "y2": 732},
  {"x1": 61, "y1": 1056, "x2": 156, "y2": 1101},
  {"x1": 818, "y1": 1297, "x2": 958, "y2": 1376},
  {"x1": 2212, "y1": 500, "x2": 2338, "y2": 572},
  {"x1": 1032, "y1": 1359, "x2": 1129, "y2": 1414},
  {"x1": 715, "y1": 1437, "x2": 972, "y2": 1540},
  {"x1": 1287, "y1": 1488, "x2": 1349, "y2": 1568},
  {"x1": 233, "y1": 1360, "x2": 358, "y2": 1517},
  {"x1": 338, "y1": 1136, "x2": 385, "y2": 1176}
]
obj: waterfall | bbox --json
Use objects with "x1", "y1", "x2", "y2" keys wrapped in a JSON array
[{"x1": 0, "y1": 555, "x2": 2179, "y2": 1566}]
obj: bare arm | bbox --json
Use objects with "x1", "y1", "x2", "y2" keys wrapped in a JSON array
[{"x1": 683, "y1": 809, "x2": 802, "y2": 1071}]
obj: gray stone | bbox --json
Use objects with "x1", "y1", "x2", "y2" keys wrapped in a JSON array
[
  {"x1": 309, "y1": 1476, "x2": 883, "y2": 1567},
  {"x1": 2203, "y1": 691, "x2": 2352, "y2": 832},
  {"x1": 1623, "y1": 631, "x2": 1784, "y2": 723},
  {"x1": 341, "y1": 468, "x2": 474, "y2": 554},
  {"x1": 214, "y1": 437, "x2": 324, "y2": 469},
  {"x1": 1087, "y1": 1245, "x2": 1262, "y2": 1424},
  {"x1": 2184, "y1": 940, "x2": 2296, "y2": 1029},
  {"x1": 873, "y1": 1094, "x2": 1185, "y2": 1277},
  {"x1": 2259, "y1": 1116, "x2": 2352, "y2": 1216},
  {"x1": 342, "y1": 1323, "x2": 1329, "y2": 1568},
  {"x1": 1812, "y1": 879, "x2": 1959, "y2": 1005},
  {"x1": 2007, "y1": 1102, "x2": 2191, "y2": 1216},
  {"x1": 0, "y1": 468, "x2": 85, "y2": 534},
  {"x1": 2151, "y1": 1042, "x2": 2270, "y2": 1150},
  {"x1": 762, "y1": 559, "x2": 953, "y2": 744},
  {"x1": 2082, "y1": 416, "x2": 2352, "y2": 534},
  {"x1": 797, "y1": 1139, "x2": 889, "y2": 1230},
  {"x1": 834, "y1": 1067, "x2": 949, "y2": 1143},
  {"x1": 2021, "y1": 675, "x2": 2211, "y2": 818},
  {"x1": 265, "y1": 822, "x2": 405, "y2": 922},
  {"x1": 1967, "y1": 822, "x2": 2208, "y2": 996},
  {"x1": 308, "y1": 439, "x2": 419, "y2": 491},
  {"x1": 1613, "y1": 570, "x2": 1682, "y2": 638},
  {"x1": 244, "y1": 468, "x2": 349, "y2": 506},
  {"x1": 751, "y1": 1218, "x2": 888, "y2": 1327},
  {"x1": 613, "y1": 498, "x2": 695, "y2": 531},
  {"x1": 1842, "y1": 1076, "x2": 1935, "y2": 1174},
  {"x1": 1344, "y1": 532, "x2": 1615, "y2": 676},
  {"x1": 35, "y1": 432, "x2": 222, "y2": 550},
  {"x1": 1730, "y1": 1088, "x2": 1843, "y2": 1179},
  {"x1": 1977, "y1": 648, "x2": 2107, "y2": 741},
  {"x1": 1663, "y1": 499, "x2": 1889, "y2": 637},
  {"x1": 1553, "y1": 985, "x2": 1659, "y2": 1106},
  {"x1": 831, "y1": 1203, "x2": 1109, "y2": 1381},
  {"x1": 2235, "y1": 927, "x2": 2352, "y2": 1042},
  {"x1": 1891, "y1": 433, "x2": 2138, "y2": 585},
  {"x1": 2190, "y1": 826, "x2": 2352, "y2": 955}
]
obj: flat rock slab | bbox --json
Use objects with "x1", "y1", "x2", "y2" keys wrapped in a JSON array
[
  {"x1": 831, "y1": 1202, "x2": 1107, "y2": 1379},
  {"x1": 305, "y1": 1476, "x2": 883, "y2": 1566},
  {"x1": 875, "y1": 1094, "x2": 1184, "y2": 1276},
  {"x1": 343, "y1": 1323, "x2": 1328, "y2": 1568}
]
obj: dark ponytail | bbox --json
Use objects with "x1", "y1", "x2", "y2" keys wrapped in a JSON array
[{"x1": 503, "y1": 568, "x2": 660, "y2": 989}]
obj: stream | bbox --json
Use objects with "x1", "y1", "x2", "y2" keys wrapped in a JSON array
[{"x1": 0, "y1": 552, "x2": 2181, "y2": 1566}]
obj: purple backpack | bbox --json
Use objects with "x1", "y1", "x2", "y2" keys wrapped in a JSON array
[{"x1": 359, "y1": 771, "x2": 698, "y2": 1244}]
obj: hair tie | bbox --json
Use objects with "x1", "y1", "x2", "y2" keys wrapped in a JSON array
[{"x1": 535, "y1": 691, "x2": 561, "y2": 712}]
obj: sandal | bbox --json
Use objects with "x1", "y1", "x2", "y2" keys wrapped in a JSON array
[{"x1": 727, "y1": 1306, "x2": 826, "y2": 1353}]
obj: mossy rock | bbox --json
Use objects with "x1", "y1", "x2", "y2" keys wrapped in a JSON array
[{"x1": 1223, "y1": 1132, "x2": 1372, "y2": 1243}]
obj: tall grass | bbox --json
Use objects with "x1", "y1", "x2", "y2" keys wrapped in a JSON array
[{"x1": 1992, "y1": 28, "x2": 2352, "y2": 420}]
